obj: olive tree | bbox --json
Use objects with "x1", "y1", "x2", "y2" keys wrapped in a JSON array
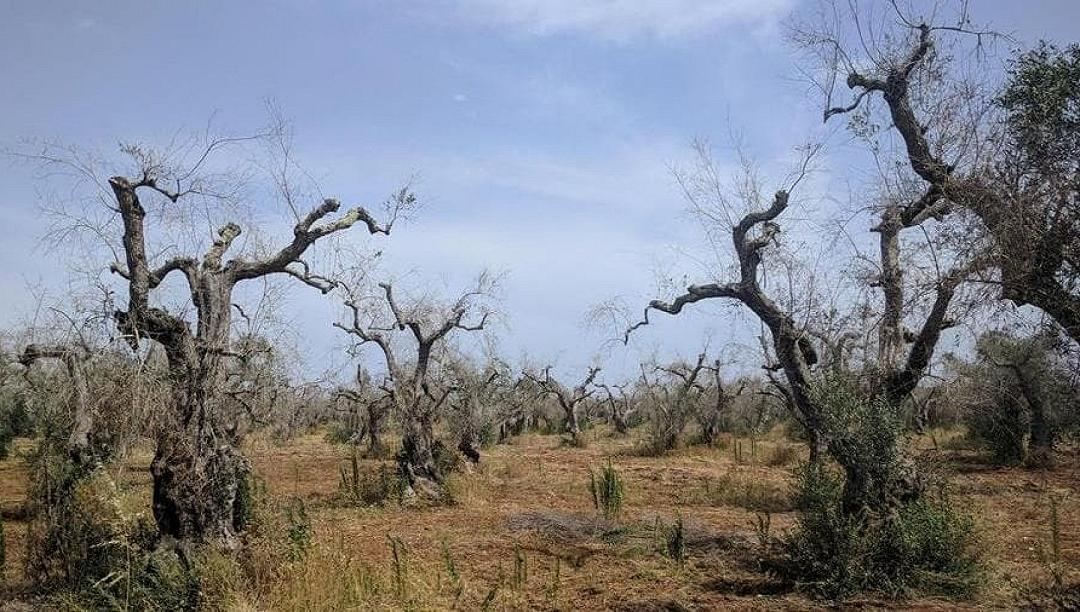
[
  {"x1": 803, "y1": 1, "x2": 1080, "y2": 343},
  {"x1": 24, "y1": 132, "x2": 407, "y2": 548},
  {"x1": 335, "y1": 273, "x2": 495, "y2": 500}
]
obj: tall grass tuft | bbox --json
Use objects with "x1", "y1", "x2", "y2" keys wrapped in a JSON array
[{"x1": 588, "y1": 459, "x2": 625, "y2": 520}]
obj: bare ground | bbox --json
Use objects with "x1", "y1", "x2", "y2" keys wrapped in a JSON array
[{"x1": 1, "y1": 428, "x2": 1077, "y2": 610}]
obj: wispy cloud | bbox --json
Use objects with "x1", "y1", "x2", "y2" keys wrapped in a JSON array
[{"x1": 452, "y1": 0, "x2": 793, "y2": 41}]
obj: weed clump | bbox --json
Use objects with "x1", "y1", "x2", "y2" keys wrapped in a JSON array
[
  {"x1": 588, "y1": 460, "x2": 625, "y2": 520},
  {"x1": 697, "y1": 471, "x2": 792, "y2": 513},
  {"x1": 337, "y1": 452, "x2": 407, "y2": 506},
  {"x1": 663, "y1": 515, "x2": 686, "y2": 567}
]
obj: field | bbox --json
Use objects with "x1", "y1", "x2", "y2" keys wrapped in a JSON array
[{"x1": 2, "y1": 427, "x2": 1076, "y2": 610}]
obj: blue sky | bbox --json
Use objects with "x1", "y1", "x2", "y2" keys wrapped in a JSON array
[{"x1": 1, "y1": 1, "x2": 1078, "y2": 382}]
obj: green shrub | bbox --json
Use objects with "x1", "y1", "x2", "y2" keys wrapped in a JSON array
[
  {"x1": 285, "y1": 498, "x2": 313, "y2": 562},
  {"x1": 588, "y1": 460, "x2": 625, "y2": 520},
  {"x1": 27, "y1": 468, "x2": 204, "y2": 611},
  {"x1": 777, "y1": 463, "x2": 983, "y2": 600}
]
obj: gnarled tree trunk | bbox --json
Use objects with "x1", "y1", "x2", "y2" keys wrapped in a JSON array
[{"x1": 108, "y1": 172, "x2": 391, "y2": 547}]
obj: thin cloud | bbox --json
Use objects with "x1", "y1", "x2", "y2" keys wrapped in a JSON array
[{"x1": 453, "y1": 0, "x2": 793, "y2": 41}]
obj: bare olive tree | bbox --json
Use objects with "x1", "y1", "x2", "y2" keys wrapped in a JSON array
[
  {"x1": 445, "y1": 355, "x2": 510, "y2": 463},
  {"x1": 637, "y1": 354, "x2": 711, "y2": 454},
  {"x1": 596, "y1": 380, "x2": 636, "y2": 435},
  {"x1": 334, "y1": 365, "x2": 393, "y2": 457},
  {"x1": 23, "y1": 130, "x2": 408, "y2": 548},
  {"x1": 19, "y1": 344, "x2": 91, "y2": 467},
  {"x1": 523, "y1": 365, "x2": 601, "y2": 445},
  {"x1": 626, "y1": 152, "x2": 828, "y2": 458},
  {"x1": 696, "y1": 366, "x2": 748, "y2": 446},
  {"x1": 335, "y1": 274, "x2": 495, "y2": 500},
  {"x1": 801, "y1": 1, "x2": 1079, "y2": 343}
]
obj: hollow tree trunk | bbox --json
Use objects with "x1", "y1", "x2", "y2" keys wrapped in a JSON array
[
  {"x1": 150, "y1": 420, "x2": 249, "y2": 548},
  {"x1": 398, "y1": 420, "x2": 443, "y2": 498}
]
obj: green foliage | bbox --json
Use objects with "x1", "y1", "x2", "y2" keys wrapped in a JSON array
[
  {"x1": 285, "y1": 498, "x2": 313, "y2": 562},
  {"x1": 777, "y1": 463, "x2": 983, "y2": 600},
  {"x1": 952, "y1": 331, "x2": 1075, "y2": 465},
  {"x1": 965, "y1": 395, "x2": 1026, "y2": 464},
  {"x1": 770, "y1": 376, "x2": 984, "y2": 600},
  {"x1": 1000, "y1": 41, "x2": 1080, "y2": 173},
  {"x1": 26, "y1": 467, "x2": 205, "y2": 611},
  {"x1": 815, "y1": 375, "x2": 908, "y2": 513},
  {"x1": 791, "y1": 462, "x2": 843, "y2": 511},
  {"x1": 588, "y1": 460, "x2": 625, "y2": 520}
]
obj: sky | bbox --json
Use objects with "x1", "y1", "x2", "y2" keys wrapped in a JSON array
[{"x1": 1, "y1": 1, "x2": 1078, "y2": 383}]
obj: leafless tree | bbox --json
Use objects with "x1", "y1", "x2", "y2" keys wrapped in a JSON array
[
  {"x1": 524, "y1": 365, "x2": 601, "y2": 444},
  {"x1": 445, "y1": 356, "x2": 510, "y2": 463},
  {"x1": 22, "y1": 129, "x2": 409, "y2": 548},
  {"x1": 626, "y1": 151, "x2": 828, "y2": 459},
  {"x1": 19, "y1": 344, "x2": 92, "y2": 467},
  {"x1": 497, "y1": 371, "x2": 545, "y2": 442},
  {"x1": 801, "y1": 0, "x2": 1079, "y2": 343},
  {"x1": 596, "y1": 380, "x2": 636, "y2": 435},
  {"x1": 334, "y1": 273, "x2": 495, "y2": 500},
  {"x1": 638, "y1": 354, "x2": 712, "y2": 453},
  {"x1": 696, "y1": 364, "x2": 748, "y2": 446},
  {"x1": 334, "y1": 365, "x2": 393, "y2": 457}
]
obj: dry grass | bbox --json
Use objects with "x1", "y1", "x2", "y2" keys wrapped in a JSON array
[{"x1": 1, "y1": 427, "x2": 1078, "y2": 610}]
